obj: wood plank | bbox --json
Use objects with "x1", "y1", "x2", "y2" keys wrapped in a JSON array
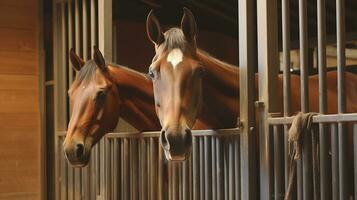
[
  {"x1": 0, "y1": 5, "x2": 38, "y2": 30},
  {"x1": 0, "y1": 51, "x2": 38, "y2": 75},
  {"x1": 0, "y1": 0, "x2": 37, "y2": 7},
  {"x1": 0, "y1": 90, "x2": 39, "y2": 113},
  {"x1": 0, "y1": 75, "x2": 38, "y2": 90},
  {"x1": 0, "y1": 28, "x2": 38, "y2": 52}
]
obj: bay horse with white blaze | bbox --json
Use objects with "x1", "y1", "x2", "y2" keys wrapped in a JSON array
[{"x1": 146, "y1": 7, "x2": 357, "y2": 165}]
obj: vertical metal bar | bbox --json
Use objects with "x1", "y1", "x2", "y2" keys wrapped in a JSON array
[
  {"x1": 73, "y1": 4, "x2": 81, "y2": 198},
  {"x1": 282, "y1": 0, "x2": 292, "y2": 194},
  {"x1": 123, "y1": 139, "x2": 130, "y2": 200},
  {"x1": 60, "y1": 137, "x2": 68, "y2": 200},
  {"x1": 82, "y1": 0, "x2": 88, "y2": 60},
  {"x1": 150, "y1": 138, "x2": 158, "y2": 200},
  {"x1": 140, "y1": 139, "x2": 148, "y2": 200},
  {"x1": 234, "y1": 136, "x2": 241, "y2": 200},
  {"x1": 211, "y1": 137, "x2": 216, "y2": 200},
  {"x1": 317, "y1": 0, "x2": 331, "y2": 198},
  {"x1": 183, "y1": 158, "x2": 189, "y2": 200},
  {"x1": 239, "y1": 0, "x2": 257, "y2": 198},
  {"x1": 331, "y1": 123, "x2": 339, "y2": 200},
  {"x1": 299, "y1": 0, "x2": 313, "y2": 199},
  {"x1": 204, "y1": 136, "x2": 212, "y2": 200},
  {"x1": 224, "y1": 139, "x2": 228, "y2": 200},
  {"x1": 133, "y1": 140, "x2": 139, "y2": 200},
  {"x1": 90, "y1": 0, "x2": 96, "y2": 50},
  {"x1": 257, "y1": 0, "x2": 279, "y2": 198},
  {"x1": 67, "y1": 0, "x2": 74, "y2": 85},
  {"x1": 336, "y1": 0, "x2": 347, "y2": 198},
  {"x1": 273, "y1": 125, "x2": 284, "y2": 199},
  {"x1": 105, "y1": 139, "x2": 111, "y2": 200},
  {"x1": 172, "y1": 163, "x2": 178, "y2": 200},
  {"x1": 216, "y1": 137, "x2": 223, "y2": 200},
  {"x1": 98, "y1": 0, "x2": 112, "y2": 60},
  {"x1": 199, "y1": 137, "x2": 205, "y2": 200},
  {"x1": 353, "y1": 124, "x2": 357, "y2": 198},
  {"x1": 228, "y1": 136, "x2": 235, "y2": 200},
  {"x1": 192, "y1": 137, "x2": 199, "y2": 200},
  {"x1": 113, "y1": 139, "x2": 118, "y2": 200}
]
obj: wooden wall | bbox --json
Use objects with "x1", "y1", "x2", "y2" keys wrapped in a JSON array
[{"x1": 0, "y1": 0, "x2": 42, "y2": 199}]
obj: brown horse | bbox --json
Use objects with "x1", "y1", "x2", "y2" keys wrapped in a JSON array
[
  {"x1": 63, "y1": 46, "x2": 161, "y2": 167},
  {"x1": 146, "y1": 8, "x2": 357, "y2": 162}
]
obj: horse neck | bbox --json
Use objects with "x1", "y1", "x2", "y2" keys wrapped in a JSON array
[
  {"x1": 195, "y1": 50, "x2": 240, "y2": 129},
  {"x1": 108, "y1": 65, "x2": 161, "y2": 131}
]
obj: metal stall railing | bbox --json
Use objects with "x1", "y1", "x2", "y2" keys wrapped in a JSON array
[
  {"x1": 257, "y1": 0, "x2": 357, "y2": 199},
  {"x1": 56, "y1": 129, "x2": 241, "y2": 200}
]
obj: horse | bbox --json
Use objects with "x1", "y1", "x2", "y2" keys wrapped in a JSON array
[
  {"x1": 63, "y1": 46, "x2": 161, "y2": 167},
  {"x1": 145, "y1": 7, "x2": 357, "y2": 167}
]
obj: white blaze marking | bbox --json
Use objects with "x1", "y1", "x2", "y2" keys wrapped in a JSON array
[{"x1": 167, "y1": 48, "x2": 183, "y2": 69}]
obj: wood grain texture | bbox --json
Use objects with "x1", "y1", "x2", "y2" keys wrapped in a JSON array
[{"x1": 0, "y1": 0, "x2": 41, "y2": 199}]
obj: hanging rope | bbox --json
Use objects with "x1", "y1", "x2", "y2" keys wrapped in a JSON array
[{"x1": 284, "y1": 112, "x2": 319, "y2": 200}]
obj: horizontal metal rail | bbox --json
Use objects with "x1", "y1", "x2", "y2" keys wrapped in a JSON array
[{"x1": 268, "y1": 113, "x2": 357, "y2": 125}]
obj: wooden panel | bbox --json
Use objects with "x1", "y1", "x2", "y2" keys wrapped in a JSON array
[
  {"x1": 0, "y1": 51, "x2": 38, "y2": 75},
  {"x1": 0, "y1": 89, "x2": 38, "y2": 113},
  {"x1": 0, "y1": 28, "x2": 37, "y2": 52},
  {"x1": 0, "y1": 0, "x2": 41, "y2": 199},
  {"x1": 0, "y1": 5, "x2": 38, "y2": 30}
]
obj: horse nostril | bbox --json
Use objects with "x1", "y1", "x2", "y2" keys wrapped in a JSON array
[
  {"x1": 160, "y1": 130, "x2": 170, "y2": 151},
  {"x1": 75, "y1": 143, "x2": 85, "y2": 159}
]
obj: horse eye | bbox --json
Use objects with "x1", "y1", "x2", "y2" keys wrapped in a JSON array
[
  {"x1": 96, "y1": 90, "x2": 106, "y2": 101},
  {"x1": 148, "y1": 70, "x2": 155, "y2": 79}
]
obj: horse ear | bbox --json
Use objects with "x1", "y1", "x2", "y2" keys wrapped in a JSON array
[
  {"x1": 93, "y1": 46, "x2": 107, "y2": 71},
  {"x1": 181, "y1": 7, "x2": 197, "y2": 45},
  {"x1": 69, "y1": 48, "x2": 85, "y2": 71},
  {"x1": 146, "y1": 10, "x2": 164, "y2": 45}
]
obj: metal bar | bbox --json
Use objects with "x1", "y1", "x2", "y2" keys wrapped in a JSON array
[
  {"x1": 336, "y1": 0, "x2": 347, "y2": 198},
  {"x1": 228, "y1": 137, "x2": 235, "y2": 200},
  {"x1": 90, "y1": 0, "x2": 96, "y2": 50},
  {"x1": 331, "y1": 123, "x2": 339, "y2": 200},
  {"x1": 298, "y1": 0, "x2": 313, "y2": 196},
  {"x1": 282, "y1": 0, "x2": 291, "y2": 117},
  {"x1": 234, "y1": 136, "x2": 241, "y2": 200},
  {"x1": 216, "y1": 137, "x2": 223, "y2": 200},
  {"x1": 98, "y1": 0, "x2": 112, "y2": 60},
  {"x1": 317, "y1": 0, "x2": 330, "y2": 197},
  {"x1": 199, "y1": 138, "x2": 205, "y2": 200},
  {"x1": 150, "y1": 138, "x2": 158, "y2": 200},
  {"x1": 299, "y1": 0, "x2": 309, "y2": 113},
  {"x1": 238, "y1": 0, "x2": 257, "y2": 198},
  {"x1": 141, "y1": 139, "x2": 148, "y2": 200},
  {"x1": 158, "y1": 142, "x2": 167, "y2": 200},
  {"x1": 204, "y1": 136, "x2": 212, "y2": 200},
  {"x1": 257, "y1": 0, "x2": 279, "y2": 198},
  {"x1": 82, "y1": 0, "x2": 88, "y2": 60},
  {"x1": 273, "y1": 125, "x2": 284, "y2": 199},
  {"x1": 133, "y1": 140, "x2": 139, "y2": 200},
  {"x1": 354, "y1": 124, "x2": 357, "y2": 199},
  {"x1": 123, "y1": 139, "x2": 130, "y2": 200},
  {"x1": 60, "y1": 137, "x2": 68, "y2": 200},
  {"x1": 105, "y1": 139, "x2": 111, "y2": 200},
  {"x1": 67, "y1": 0, "x2": 74, "y2": 85},
  {"x1": 211, "y1": 137, "x2": 216, "y2": 200},
  {"x1": 106, "y1": 128, "x2": 240, "y2": 138},
  {"x1": 268, "y1": 113, "x2": 357, "y2": 124},
  {"x1": 183, "y1": 159, "x2": 189, "y2": 200},
  {"x1": 113, "y1": 139, "x2": 118, "y2": 200},
  {"x1": 192, "y1": 137, "x2": 199, "y2": 200},
  {"x1": 224, "y1": 139, "x2": 228, "y2": 200}
]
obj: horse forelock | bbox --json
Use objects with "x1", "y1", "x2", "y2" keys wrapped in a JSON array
[
  {"x1": 69, "y1": 60, "x2": 97, "y2": 93},
  {"x1": 163, "y1": 28, "x2": 187, "y2": 53}
]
